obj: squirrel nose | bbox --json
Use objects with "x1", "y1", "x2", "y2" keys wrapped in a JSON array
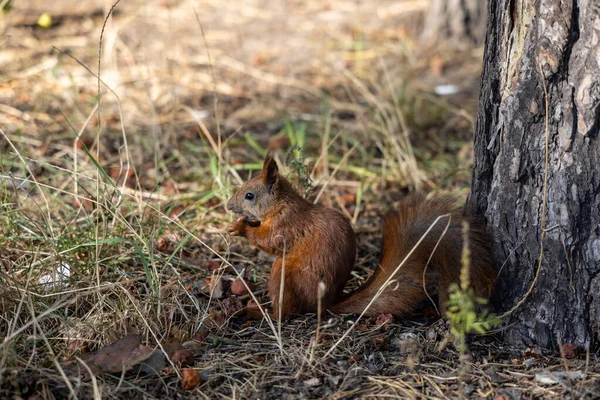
[{"x1": 226, "y1": 199, "x2": 233, "y2": 211}]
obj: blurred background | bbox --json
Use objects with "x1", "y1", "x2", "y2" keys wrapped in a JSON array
[{"x1": 1, "y1": 0, "x2": 486, "y2": 201}]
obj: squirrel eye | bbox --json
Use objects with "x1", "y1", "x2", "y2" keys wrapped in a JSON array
[{"x1": 245, "y1": 192, "x2": 255, "y2": 201}]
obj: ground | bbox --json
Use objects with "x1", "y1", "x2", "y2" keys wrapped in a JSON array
[{"x1": 0, "y1": 0, "x2": 599, "y2": 399}]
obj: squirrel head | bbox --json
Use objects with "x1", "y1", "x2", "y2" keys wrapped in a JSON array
[{"x1": 227, "y1": 150, "x2": 280, "y2": 224}]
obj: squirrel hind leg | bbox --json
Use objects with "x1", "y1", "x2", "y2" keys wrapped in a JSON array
[{"x1": 267, "y1": 258, "x2": 319, "y2": 318}]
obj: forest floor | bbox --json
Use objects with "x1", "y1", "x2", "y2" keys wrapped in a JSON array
[{"x1": 1, "y1": 0, "x2": 599, "y2": 398}]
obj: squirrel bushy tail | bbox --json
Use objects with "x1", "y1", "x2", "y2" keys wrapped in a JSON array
[{"x1": 331, "y1": 193, "x2": 495, "y2": 317}]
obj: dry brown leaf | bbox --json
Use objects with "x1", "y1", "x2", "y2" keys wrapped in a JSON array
[
  {"x1": 171, "y1": 349, "x2": 195, "y2": 368},
  {"x1": 429, "y1": 55, "x2": 445, "y2": 76},
  {"x1": 561, "y1": 343, "x2": 579, "y2": 359},
  {"x1": 231, "y1": 278, "x2": 253, "y2": 296},
  {"x1": 204, "y1": 276, "x2": 224, "y2": 299},
  {"x1": 78, "y1": 335, "x2": 166, "y2": 375},
  {"x1": 181, "y1": 368, "x2": 202, "y2": 390},
  {"x1": 246, "y1": 299, "x2": 265, "y2": 319},
  {"x1": 375, "y1": 313, "x2": 393, "y2": 327},
  {"x1": 222, "y1": 297, "x2": 245, "y2": 317},
  {"x1": 204, "y1": 260, "x2": 221, "y2": 271}
]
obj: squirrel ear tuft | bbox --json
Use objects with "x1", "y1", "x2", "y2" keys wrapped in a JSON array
[{"x1": 262, "y1": 150, "x2": 279, "y2": 190}]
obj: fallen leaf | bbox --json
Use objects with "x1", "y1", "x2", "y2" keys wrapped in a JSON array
[
  {"x1": 61, "y1": 321, "x2": 94, "y2": 358},
  {"x1": 375, "y1": 313, "x2": 393, "y2": 327},
  {"x1": 252, "y1": 52, "x2": 267, "y2": 66},
  {"x1": 522, "y1": 344, "x2": 542, "y2": 360},
  {"x1": 348, "y1": 355, "x2": 360, "y2": 365},
  {"x1": 222, "y1": 297, "x2": 245, "y2": 317},
  {"x1": 561, "y1": 343, "x2": 579, "y2": 359},
  {"x1": 171, "y1": 349, "x2": 195, "y2": 368},
  {"x1": 231, "y1": 278, "x2": 253, "y2": 296},
  {"x1": 157, "y1": 233, "x2": 180, "y2": 251},
  {"x1": 341, "y1": 193, "x2": 356, "y2": 207},
  {"x1": 205, "y1": 311, "x2": 226, "y2": 328},
  {"x1": 203, "y1": 276, "x2": 224, "y2": 299},
  {"x1": 39, "y1": 263, "x2": 71, "y2": 292},
  {"x1": 372, "y1": 337, "x2": 388, "y2": 349},
  {"x1": 181, "y1": 368, "x2": 201, "y2": 390},
  {"x1": 78, "y1": 335, "x2": 166, "y2": 375},
  {"x1": 246, "y1": 299, "x2": 265, "y2": 319},
  {"x1": 204, "y1": 260, "x2": 221, "y2": 271},
  {"x1": 193, "y1": 329, "x2": 209, "y2": 343},
  {"x1": 429, "y1": 55, "x2": 445, "y2": 75}
]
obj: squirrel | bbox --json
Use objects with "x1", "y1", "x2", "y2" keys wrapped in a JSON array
[{"x1": 226, "y1": 150, "x2": 496, "y2": 319}]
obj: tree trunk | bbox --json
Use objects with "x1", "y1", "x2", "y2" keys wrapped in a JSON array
[
  {"x1": 422, "y1": 0, "x2": 487, "y2": 46},
  {"x1": 468, "y1": 0, "x2": 600, "y2": 350}
]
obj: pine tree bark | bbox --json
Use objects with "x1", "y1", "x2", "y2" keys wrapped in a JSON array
[
  {"x1": 422, "y1": 0, "x2": 487, "y2": 46},
  {"x1": 468, "y1": 0, "x2": 600, "y2": 349}
]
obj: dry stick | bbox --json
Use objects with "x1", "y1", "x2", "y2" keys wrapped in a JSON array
[
  {"x1": 499, "y1": 63, "x2": 550, "y2": 319},
  {"x1": 75, "y1": 356, "x2": 102, "y2": 400},
  {"x1": 323, "y1": 214, "x2": 451, "y2": 358},
  {"x1": 581, "y1": 344, "x2": 591, "y2": 395},
  {"x1": 556, "y1": 333, "x2": 570, "y2": 373},
  {"x1": 308, "y1": 282, "x2": 327, "y2": 366},
  {"x1": 422, "y1": 214, "x2": 452, "y2": 316}
]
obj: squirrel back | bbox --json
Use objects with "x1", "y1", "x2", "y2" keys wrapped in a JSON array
[{"x1": 331, "y1": 192, "x2": 495, "y2": 316}]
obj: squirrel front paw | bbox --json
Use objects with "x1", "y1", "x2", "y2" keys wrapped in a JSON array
[{"x1": 226, "y1": 215, "x2": 248, "y2": 236}]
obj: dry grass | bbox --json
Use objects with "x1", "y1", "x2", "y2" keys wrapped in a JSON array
[{"x1": 1, "y1": 0, "x2": 599, "y2": 398}]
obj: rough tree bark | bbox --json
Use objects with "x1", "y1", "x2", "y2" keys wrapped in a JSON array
[
  {"x1": 468, "y1": 0, "x2": 600, "y2": 350},
  {"x1": 422, "y1": 0, "x2": 487, "y2": 46}
]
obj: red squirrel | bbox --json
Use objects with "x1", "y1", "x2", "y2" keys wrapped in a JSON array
[{"x1": 226, "y1": 151, "x2": 495, "y2": 319}]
